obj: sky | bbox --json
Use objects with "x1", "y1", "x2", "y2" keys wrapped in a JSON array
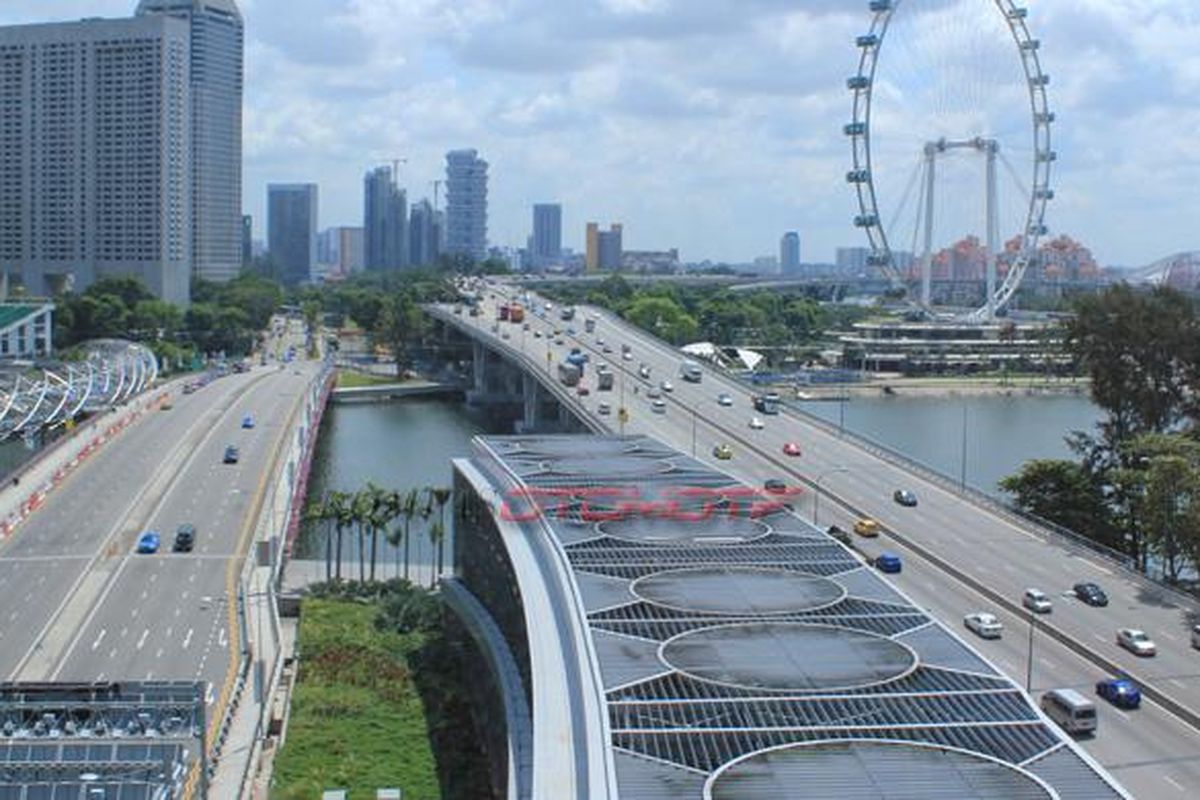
[{"x1": 4, "y1": 0, "x2": 1200, "y2": 267}]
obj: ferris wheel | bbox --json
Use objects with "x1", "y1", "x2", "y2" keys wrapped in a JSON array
[{"x1": 845, "y1": 0, "x2": 1055, "y2": 321}]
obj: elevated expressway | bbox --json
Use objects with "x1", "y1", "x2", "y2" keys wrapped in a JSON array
[{"x1": 430, "y1": 290, "x2": 1200, "y2": 799}]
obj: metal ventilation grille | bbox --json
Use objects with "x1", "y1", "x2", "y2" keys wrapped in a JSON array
[
  {"x1": 612, "y1": 723, "x2": 1060, "y2": 774},
  {"x1": 566, "y1": 536, "x2": 857, "y2": 581},
  {"x1": 609, "y1": 666, "x2": 1017, "y2": 702},
  {"x1": 591, "y1": 612, "x2": 928, "y2": 642}
]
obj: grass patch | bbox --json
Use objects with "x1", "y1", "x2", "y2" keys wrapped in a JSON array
[
  {"x1": 336, "y1": 369, "x2": 402, "y2": 388},
  {"x1": 271, "y1": 598, "x2": 439, "y2": 799}
]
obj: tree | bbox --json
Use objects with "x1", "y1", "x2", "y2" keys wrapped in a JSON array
[
  {"x1": 998, "y1": 459, "x2": 1118, "y2": 550},
  {"x1": 130, "y1": 300, "x2": 182, "y2": 340},
  {"x1": 400, "y1": 487, "x2": 420, "y2": 581},
  {"x1": 624, "y1": 295, "x2": 698, "y2": 345},
  {"x1": 1118, "y1": 434, "x2": 1200, "y2": 583},
  {"x1": 325, "y1": 491, "x2": 352, "y2": 582},
  {"x1": 85, "y1": 276, "x2": 153, "y2": 308},
  {"x1": 429, "y1": 486, "x2": 452, "y2": 585},
  {"x1": 375, "y1": 291, "x2": 427, "y2": 377}
]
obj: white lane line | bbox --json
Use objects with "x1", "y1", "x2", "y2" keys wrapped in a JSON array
[
  {"x1": 1170, "y1": 678, "x2": 1189, "y2": 690},
  {"x1": 218, "y1": 628, "x2": 227, "y2": 647},
  {"x1": 165, "y1": 626, "x2": 173, "y2": 639},
  {"x1": 1092, "y1": 633, "x2": 1107, "y2": 644},
  {"x1": 182, "y1": 628, "x2": 193, "y2": 650},
  {"x1": 136, "y1": 628, "x2": 149, "y2": 650},
  {"x1": 1163, "y1": 775, "x2": 1186, "y2": 792},
  {"x1": 108, "y1": 648, "x2": 117, "y2": 659},
  {"x1": 131, "y1": 607, "x2": 139, "y2": 619},
  {"x1": 91, "y1": 630, "x2": 106, "y2": 651},
  {"x1": 205, "y1": 684, "x2": 215, "y2": 705},
  {"x1": 120, "y1": 626, "x2": 128, "y2": 638},
  {"x1": 155, "y1": 647, "x2": 164, "y2": 659}
]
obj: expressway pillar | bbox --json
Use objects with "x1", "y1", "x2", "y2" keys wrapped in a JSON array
[
  {"x1": 472, "y1": 342, "x2": 487, "y2": 394},
  {"x1": 523, "y1": 373, "x2": 539, "y2": 431}
]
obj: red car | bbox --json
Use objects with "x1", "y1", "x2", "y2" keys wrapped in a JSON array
[
  {"x1": 576, "y1": 385, "x2": 590, "y2": 396},
  {"x1": 782, "y1": 442, "x2": 802, "y2": 457}
]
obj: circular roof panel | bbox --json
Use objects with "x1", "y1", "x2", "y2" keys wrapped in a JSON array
[
  {"x1": 662, "y1": 623, "x2": 916, "y2": 692},
  {"x1": 633, "y1": 568, "x2": 845, "y2": 615},
  {"x1": 598, "y1": 516, "x2": 768, "y2": 545}
]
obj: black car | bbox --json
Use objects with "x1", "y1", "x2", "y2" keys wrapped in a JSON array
[
  {"x1": 173, "y1": 523, "x2": 196, "y2": 553},
  {"x1": 1073, "y1": 582, "x2": 1108, "y2": 607},
  {"x1": 893, "y1": 489, "x2": 918, "y2": 507},
  {"x1": 223, "y1": 445, "x2": 240, "y2": 464},
  {"x1": 826, "y1": 525, "x2": 853, "y2": 547},
  {"x1": 763, "y1": 479, "x2": 788, "y2": 494}
]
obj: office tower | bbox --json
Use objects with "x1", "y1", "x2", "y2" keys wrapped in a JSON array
[
  {"x1": 531, "y1": 204, "x2": 562, "y2": 267},
  {"x1": 0, "y1": 15, "x2": 193, "y2": 304},
  {"x1": 586, "y1": 223, "x2": 623, "y2": 271},
  {"x1": 241, "y1": 215, "x2": 253, "y2": 266},
  {"x1": 337, "y1": 227, "x2": 365, "y2": 274},
  {"x1": 585, "y1": 223, "x2": 600, "y2": 272},
  {"x1": 780, "y1": 232, "x2": 801, "y2": 274},
  {"x1": 445, "y1": 149, "x2": 488, "y2": 261},
  {"x1": 363, "y1": 166, "x2": 408, "y2": 270},
  {"x1": 410, "y1": 199, "x2": 441, "y2": 267},
  {"x1": 836, "y1": 247, "x2": 870, "y2": 275},
  {"x1": 268, "y1": 184, "x2": 318, "y2": 286},
  {"x1": 137, "y1": 1, "x2": 244, "y2": 283}
]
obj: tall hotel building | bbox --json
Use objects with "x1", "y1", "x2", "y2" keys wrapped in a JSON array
[
  {"x1": 445, "y1": 149, "x2": 488, "y2": 262},
  {"x1": 0, "y1": 1, "x2": 243, "y2": 304}
]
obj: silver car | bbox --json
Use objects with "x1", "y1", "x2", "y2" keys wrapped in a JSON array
[
  {"x1": 1022, "y1": 588, "x2": 1052, "y2": 614},
  {"x1": 1117, "y1": 628, "x2": 1156, "y2": 657},
  {"x1": 964, "y1": 612, "x2": 1003, "y2": 639}
]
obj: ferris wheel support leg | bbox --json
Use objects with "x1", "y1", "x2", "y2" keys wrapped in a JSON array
[
  {"x1": 920, "y1": 144, "x2": 936, "y2": 308},
  {"x1": 985, "y1": 143, "x2": 999, "y2": 321}
]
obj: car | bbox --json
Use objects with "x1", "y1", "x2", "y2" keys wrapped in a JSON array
[
  {"x1": 874, "y1": 552, "x2": 902, "y2": 573},
  {"x1": 854, "y1": 518, "x2": 880, "y2": 537},
  {"x1": 596, "y1": 337, "x2": 605, "y2": 346},
  {"x1": 136, "y1": 531, "x2": 161, "y2": 554},
  {"x1": 160, "y1": 401, "x2": 173, "y2": 411},
  {"x1": 964, "y1": 612, "x2": 1004, "y2": 639},
  {"x1": 501, "y1": 331, "x2": 511, "y2": 339},
  {"x1": 1023, "y1": 588, "x2": 1053, "y2": 614},
  {"x1": 1193, "y1": 625, "x2": 1200, "y2": 649},
  {"x1": 1073, "y1": 582, "x2": 1108, "y2": 607},
  {"x1": 241, "y1": 414, "x2": 255, "y2": 429},
  {"x1": 651, "y1": 399, "x2": 667, "y2": 414},
  {"x1": 555, "y1": 338, "x2": 564, "y2": 345},
  {"x1": 717, "y1": 393, "x2": 733, "y2": 407},
  {"x1": 576, "y1": 385, "x2": 590, "y2": 396},
  {"x1": 763, "y1": 478, "x2": 788, "y2": 494},
  {"x1": 826, "y1": 525, "x2": 853, "y2": 546},
  {"x1": 597, "y1": 402, "x2": 612, "y2": 415},
  {"x1": 566, "y1": 326, "x2": 576, "y2": 336},
  {"x1": 534, "y1": 330, "x2": 542, "y2": 338},
  {"x1": 893, "y1": 489, "x2": 918, "y2": 507},
  {"x1": 638, "y1": 364, "x2": 651, "y2": 379},
  {"x1": 749, "y1": 416, "x2": 764, "y2": 430},
  {"x1": 553, "y1": 328, "x2": 562, "y2": 336},
  {"x1": 523, "y1": 323, "x2": 530, "y2": 331},
  {"x1": 646, "y1": 387, "x2": 663, "y2": 399},
  {"x1": 223, "y1": 445, "x2": 240, "y2": 464},
  {"x1": 712, "y1": 444, "x2": 733, "y2": 460},
  {"x1": 660, "y1": 380, "x2": 674, "y2": 393},
  {"x1": 782, "y1": 442, "x2": 802, "y2": 457},
  {"x1": 1096, "y1": 676, "x2": 1141, "y2": 709},
  {"x1": 1116, "y1": 628, "x2": 1156, "y2": 657},
  {"x1": 173, "y1": 523, "x2": 196, "y2": 553},
  {"x1": 603, "y1": 345, "x2": 613, "y2": 354},
  {"x1": 622, "y1": 351, "x2": 633, "y2": 361}
]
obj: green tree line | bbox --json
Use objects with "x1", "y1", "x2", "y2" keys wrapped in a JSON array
[{"x1": 1000, "y1": 285, "x2": 1200, "y2": 584}]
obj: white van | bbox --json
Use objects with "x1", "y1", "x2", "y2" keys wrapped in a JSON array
[{"x1": 1041, "y1": 688, "x2": 1097, "y2": 735}]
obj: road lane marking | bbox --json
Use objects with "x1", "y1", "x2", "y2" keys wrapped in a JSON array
[
  {"x1": 182, "y1": 628, "x2": 193, "y2": 649},
  {"x1": 119, "y1": 626, "x2": 127, "y2": 638},
  {"x1": 1164, "y1": 775, "x2": 1185, "y2": 792},
  {"x1": 136, "y1": 628, "x2": 149, "y2": 650},
  {"x1": 155, "y1": 647, "x2": 164, "y2": 659},
  {"x1": 218, "y1": 628, "x2": 227, "y2": 647},
  {"x1": 91, "y1": 630, "x2": 106, "y2": 651}
]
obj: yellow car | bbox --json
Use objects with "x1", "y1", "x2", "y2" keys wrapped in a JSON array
[
  {"x1": 712, "y1": 444, "x2": 734, "y2": 460},
  {"x1": 854, "y1": 518, "x2": 880, "y2": 537}
]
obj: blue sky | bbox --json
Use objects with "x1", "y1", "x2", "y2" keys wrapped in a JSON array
[{"x1": 5, "y1": 0, "x2": 1199, "y2": 267}]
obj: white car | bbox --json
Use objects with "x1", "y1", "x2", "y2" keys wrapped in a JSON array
[
  {"x1": 660, "y1": 380, "x2": 674, "y2": 393},
  {"x1": 1117, "y1": 628, "x2": 1156, "y2": 657},
  {"x1": 964, "y1": 612, "x2": 1004, "y2": 639},
  {"x1": 1193, "y1": 625, "x2": 1200, "y2": 649},
  {"x1": 622, "y1": 351, "x2": 633, "y2": 361},
  {"x1": 749, "y1": 416, "x2": 764, "y2": 430},
  {"x1": 717, "y1": 393, "x2": 733, "y2": 407},
  {"x1": 597, "y1": 402, "x2": 611, "y2": 416},
  {"x1": 1022, "y1": 588, "x2": 1053, "y2": 614},
  {"x1": 651, "y1": 399, "x2": 667, "y2": 414}
]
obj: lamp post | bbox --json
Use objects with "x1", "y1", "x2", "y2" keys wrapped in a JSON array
[
  {"x1": 813, "y1": 466, "x2": 850, "y2": 526},
  {"x1": 1025, "y1": 609, "x2": 1037, "y2": 692}
]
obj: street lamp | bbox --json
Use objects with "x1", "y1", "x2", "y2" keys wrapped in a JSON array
[
  {"x1": 813, "y1": 466, "x2": 850, "y2": 526},
  {"x1": 1025, "y1": 609, "x2": 1038, "y2": 692}
]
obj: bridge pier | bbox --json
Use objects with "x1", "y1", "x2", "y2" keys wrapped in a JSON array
[{"x1": 523, "y1": 373, "x2": 539, "y2": 430}]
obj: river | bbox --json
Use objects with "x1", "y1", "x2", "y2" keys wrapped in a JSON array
[{"x1": 301, "y1": 390, "x2": 1105, "y2": 583}]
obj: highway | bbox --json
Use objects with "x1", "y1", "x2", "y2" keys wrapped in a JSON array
[
  {"x1": 0, "y1": 323, "x2": 318, "y2": 703},
  {"x1": 446, "y1": 285, "x2": 1200, "y2": 799}
]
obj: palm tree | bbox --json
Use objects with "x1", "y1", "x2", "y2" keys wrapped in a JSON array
[
  {"x1": 304, "y1": 495, "x2": 333, "y2": 583},
  {"x1": 366, "y1": 483, "x2": 390, "y2": 583},
  {"x1": 352, "y1": 488, "x2": 374, "y2": 583},
  {"x1": 400, "y1": 487, "x2": 420, "y2": 581},
  {"x1": 426, "y1": 518, "x2": 446, "y2": 589},
  {"x1": 326, "y1": 490, "x2": 352, "y2": 582},
  {"x1": 429, "y1": 486, "x2": 452, "y2": 585},
  {"x1": 382, "y1": 489, "x2": 403, "y2": 580}
]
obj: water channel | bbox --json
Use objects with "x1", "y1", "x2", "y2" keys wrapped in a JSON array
[{"x1": 300, "y1": 388, "x2": 1105, "y2": 582}]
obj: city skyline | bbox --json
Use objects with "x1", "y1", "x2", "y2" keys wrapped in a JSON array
[{"x1": 3, "y1": 1, "x2": 1197, "y2": 268}]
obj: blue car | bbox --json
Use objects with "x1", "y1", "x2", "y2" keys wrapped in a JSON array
[
  {"x1": 241, "y1": 414, "x2": 255, "y2": 429},
  {"x1": 1096, "y1": 676, "x2": 1141, "y2": 709},
  {"x1": 875, "y1": 552, "x2": 902, "y2": 573},
  {"x1": 136, "y1": 531, "x2": 161, "y2": 554}
]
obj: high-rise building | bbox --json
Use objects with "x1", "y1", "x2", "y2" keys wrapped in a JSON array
[
  {"x1": 409, "y1": 199, "x2": 442, "y2": 267},
  {"x1": 0, "y1": 14, "x2": 193, "y2": 304},
  {"x1": 445, "y1": 149, "x2": 488, "y2": 261},
  {"x1": 363, "y1": 166, "x2": 408, "y2": 270},
  {"x1": 137, "y1": 1, "x2": 244, "y2": 284},
  {"x1": 836, "y1": 246, "x2": 871, "y2": 275},
  {"x1": 268, "y1": 184, "x2": 317, "y2": 286},
  {"x1": 531, "y1": 204, "x2": 562, "y2": 267},
  {"x1": 586, "y1": 223, "x2": 623, "y2": 271},
  {"x1": 780, "y1": 232, "x2": 801, "y2": 274},
  {"x1": 241, "y1": 215, "x2": 253, "y2": 266},
  {"x1": 585, "y1": 223, "x2": 600, "y2": 272},
  {"x1": 337, "y1": 226, "x2": 364, "y2": 275}
]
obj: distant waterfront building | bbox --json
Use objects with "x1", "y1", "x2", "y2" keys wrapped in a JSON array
[
  {"x1": 836, "y1": 247, "x2": 871, "y2": 275},
  {"x1": 409, "y1": 199, "x2": 441, "y2": 267},
  {"x1": 445, "y1": 149, "x2": 488, "y2": 261},
  {"x1": 753, "y1": 256, "x2": 779, "y2": 274},
  {"x1": 0, "y1": 13, "x2": 193, "y2": 304},
  {"x1": 267, "y1": 184, "x2": 318, "y2": 286},
  {"x1": 364, "y1": 166, "x2": 409, "y2": 271},
  {"x1": 781, "y1": 232, "x2": 801, "y2": 274},
  {"x1": 241, "y1": 215, "x2": 253, "y2": 266},
  {"x1": 622, "y1": 249, "x2": 680, "y2": 274},
  {"x1": 137, "y1": 0, "x2": 245, "y2": 284},
  {"x1": 531, "y1": 204, "x2": 562, "y2": 267}
]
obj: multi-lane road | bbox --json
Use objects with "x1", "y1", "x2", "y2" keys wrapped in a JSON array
[
  {"x1": 446, "y1": 285, "x2": 1200, "y2": 798},
  {"x1": 0, "y1": 330, "x2": 318, "y2": 705}
]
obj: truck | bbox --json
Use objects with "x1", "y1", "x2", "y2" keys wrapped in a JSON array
[
  {"x1": 509, "y1": 303, "x2": 525, "y2": 324},
  {"x1": 498, "y1": 305, "x2": 510, "y2": 322},
  {"x1": 584, "y1": 317, "x2": 597, "y2": 334},
  {"x1": 560, "y1": 306, "x2": 577, "y2": 322},
  {"x1": 680, "y1": 360, "x2": 703, "y2": 383},
  {"x1": 596, "y1": 368, "x2": 614, "y2": 391},
  {"x1": 753, "y1": 392, "x2": 782, "y2": 415},
  {"x1": 557, "y1": 361, "x2": 582, "y2": 387}
]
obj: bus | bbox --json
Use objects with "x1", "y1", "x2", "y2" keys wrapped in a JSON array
[
  {"x1": 585, "y1": 317, "x2": 597, "y2": 334},
  {"x1": 509, "y1": 303, "x2": 525, "y2": 324},
  {"x1": 753, "y1": 393, "x2": 781, "y2": 415},
  {"x1": 557, "y1": 362, "x2": 582, "y2": 387},
  {"x1": 680, "y1": 360, "x2": 703, "y2": 383}
]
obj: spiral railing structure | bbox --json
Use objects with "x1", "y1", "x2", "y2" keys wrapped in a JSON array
[{"x1": 0, "y1": 340, "x2": 159, "y2": 441}]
